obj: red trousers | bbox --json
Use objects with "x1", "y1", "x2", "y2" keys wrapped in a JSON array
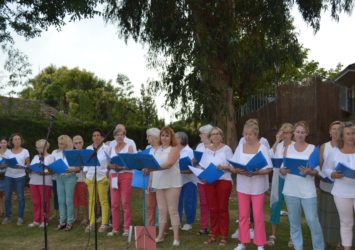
[
  {"x1": 73, "y1": 182, "x2": 88, "y2": 208},
  {"x1": 29, "y1": 184, "x2": 52, "y2": 223},
  {"x1": 205, "y1": 180, "x2": 232, "y2": 238}
]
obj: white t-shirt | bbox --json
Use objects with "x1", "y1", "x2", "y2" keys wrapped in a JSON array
[
  {"x1": 195, "y1": 143, "x2": 207, "y2": 152},
  {"x1": 5, "y1": 148, "x2": 30, "y2": 178},
  {"x1": 108, "y1": 142, "x2": 131, "y2": 174},
  {"x1": 180, "y1": 145, "x2": 198, "y2": 185},
  {"x1": 199, "y1": 145, "x2": 233, "y2": 182},
  {"x1": 232, "y1": 144, "x2": 272, "y2": 195},
  {"x1": 29, "y1": 155, "x2": 55, "y2": 186},
  {"x1": 323, "y1": 147, "x2": 355, "y2": 198},
  {"x1": 109, "y1": 137, "x2": 137, "y2": 153},
  {"x1": 0, "y1": 149, "x2": 11, "y2": 174},
  {"x1": 151, "y1": 146, "x2": 182, "y2": 189},
  {"x1": 319, "y1": 141, "x2": 335, "y2": 193},
  {"x1": 84, "y1": 144, "x2": 109, "y2": 181},
  {"x1": 238, "y1": 137, "x2": 270, "y2": 149},
  {"x1": 282, "y1": 144, "x2": 317, "y2": 198}
]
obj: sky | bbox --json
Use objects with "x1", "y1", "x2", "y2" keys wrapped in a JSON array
[{"x1": 0, "y1": 6, "x2": 354, "y2": 122}]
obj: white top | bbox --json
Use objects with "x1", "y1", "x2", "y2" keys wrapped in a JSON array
[
  {"x1": 180, "y1": 145, "x2": 198, "y2": 185},
  {"x1": 108, "y1": 142, "x2": 131, "y2": 174},
  {"x1": 51, "y1": 149, "x2": 72, "y2": 178},
  {"x1": 84, "y1": 144, "x2": 110, "y2": 181},
  {"x1": 323, "y1": 147, "x2": 355, "y2": 198},
  {"x1": 196, "y1": 143, "x2": 207, "y2": 152},
  {"x1": 5, "y1": 148, "x2": 30, "y2": 178},
  {"x1": 232, "y1": 144, "x2": 272, "y2": 195},
  {"x1": 151, "y1": 146, "x2": 182, "y2": 189},
  {"x1": 238, "y1": 137, "x2": 270, "y2": 149},
  {"x1": 109, "y1": 137, "x2": 137, "y2": 153},
  {"x1": 29, "y1": 155, "x2": 55, "y2": 186},
  {"x1": 282, "y1": 144, "x2": 317, "y2": 198},
  {"x1": 269, "y1": 141, "x2": 294, "y2": 206},
  {"x1": 199, "y1": 145, "x2": 233, "y2": 182},
  {"x1": 319, "y1": 141, "x2": 335, "y2": 193},
  {"x1": 0, "y1": 149, "x2": 11, "y2": 174}
]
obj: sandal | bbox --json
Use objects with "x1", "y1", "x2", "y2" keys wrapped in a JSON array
[
  {"x1": 219, "y1": 238, "x2": 227, "y2": 247},
  {"x1": 203, "y1": 236, "x2": 216, "y2": 245},
  {"x1": 196, "y1": 228, "x2": 209, "y2": 235},
  {"x1": 267, "y1": 235, "x2": 276, "y2": 246},
  {"x1": 64, "y1": 224, "x2": 73, "y2": 231},
  {"x1": 56, "y1": 223, "x2": 66, "y2": 230},
  {"x1": 81, "y1": 219, "x2": 88, "y2": 226},
  {"x1": 98, "y1": 224, "x2": 109, "y2": 233},
  {"x1": 288, "y1": 238, "x2": 294, "y2": 248}
]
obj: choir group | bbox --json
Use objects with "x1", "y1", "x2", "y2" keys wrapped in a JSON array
[{"x1": 0, "y1": 120, "x2": 354, "y2": 250}]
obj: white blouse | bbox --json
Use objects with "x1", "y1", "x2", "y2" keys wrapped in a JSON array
[
  {"x1": 0, "y1": 149, "x2": 11, "y2": 174},
  {"x1": 29, "y1": 154, "x2": 55, "y2": 186},
  {"x1": 84, "y1": 144, "x2": 109, "y2": 181},
  {"x1": 108, "y1": 142, "x2": 131, "y2": 174},
  {"x1": 199, "y1": 145, "x2": 233, "y2": 182},
  {"x1": 151, "y1": 146, "x2": 182, "y2": 189},
  {"x1": 319, "y1": 141, "x2": 336, "y2": 193},
  {"x1": 323, "y1": 147, "x2": 355, "y2": 198},
  {"x1": 231, "y1": 144, "x2": 272, "y2": 195},
  {"x1": 180, "y1": 145, "x2": 198, "y2": 185},
  {"x1": 5, "y1": 148, "x2": 30, "y2": 178},
  {"x1": 282, "y1": 144, "x2": 316, "y2": 199}
]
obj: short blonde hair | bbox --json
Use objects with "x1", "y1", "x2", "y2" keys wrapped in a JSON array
[
  {"x1": 294, "y1": 121, "x2": 310, "y2": 135},
  {"x1": 243, "y1": 121, "x2": 259, "y2": 136},
  {"x1": 73, "y1": 135, "x2": 83, "y2": 142},
  {"x1": 36, "y1": 139, "x2": 50, "y2": 150},
  {"x1": 279, "y1": 123, "x2": 294, "y2": 133},
  {"x1": 58, "y1": 135, "x2": 73, "y2": 150}
]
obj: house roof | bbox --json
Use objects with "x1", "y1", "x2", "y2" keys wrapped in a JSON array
[{"x1": 333, "y1": 63, "x2": 355, "y2": 87}]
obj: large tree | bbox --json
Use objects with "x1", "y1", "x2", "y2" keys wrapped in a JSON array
[{"x1": 1, "y1": 0, "x2": 353, "y2": 146}]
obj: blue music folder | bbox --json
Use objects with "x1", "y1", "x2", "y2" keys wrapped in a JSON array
[
  {"x1": 64, "y1": 149, "x2": 100, "y2": 167},
  {"x1": 179, "y1": 157, "x2": 192, "y2": 171},
  {"x1": 28, "y1": 163, "x2": 44, "y2": 173},
  {"x1": 110, "y1": 155, "x2": 127, "y2": 167},
  {"x1": 48, "y1": 159, "x2": 68, "y2": 174},
  {"x1": 193, "y1": 151, "x2": 203, "y2": 164},
  {"x1": 246, "y1": 151, "x2": 268, "y2": 172},
  {"x1": 4, "y1": 158, "x2": 19, "y2": 168},
  {"x1": 308, "y1": 146, "x2": 320, "y2": 169},
  {"x1": 228, "y1": 160, "x2": 247, "y2": 170},
  {"x1": 335, "y1": 163, "x2": 355, "y2": 179},
  {"x1": 119, "y1": 153, "x2": 161, "y2": 170},
  {"x1": 283, "y1": 158, "x2": 308, "y2": 177},
  {"x1": 271, "y1": 158, "x2": 283, "y2": 168},
  {"x1": 189, "y1": 163, "x2": 223, "y2": 184},
  {"x1": 138, "y1": 147, "x2": 151, "y2": 155},
  {"x1": 131, "y1": 170, "x2": 149, "y2": 190}
]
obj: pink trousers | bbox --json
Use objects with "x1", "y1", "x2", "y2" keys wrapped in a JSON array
[
  {"x1": 29, "y1": 184, "x2": 52, "y2": 223},
  {"x1": 109, "y1": 172, "x2": 133, "y2": 232},
  {"x1": 237, "y1": 192, "x2": 266, "y2": 246}
]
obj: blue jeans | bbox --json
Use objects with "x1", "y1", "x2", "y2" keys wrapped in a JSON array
[
  {"x1": 56, "y1": 174, "x2": 77, "y2": 224},
  {"x1": 285, "y1": 195, "x2": 325, "y2": 250},
  {"x1": 178, "y1": 182, "x2": 197, "y2": 224},
  {"x1": 52, "y1": 180, "x2": 59, "y2": 210},
  {"x1": 4, "y1": 176, "x2": 25, "y2": 219},
  {"x1": 270, "y1": 176, "x2": 285, "y2": 225}
]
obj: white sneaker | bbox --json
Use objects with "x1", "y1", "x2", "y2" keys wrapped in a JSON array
[
  {"x1": 234, "y1": 243, "x2": 246, "y2": 250},
  {"x1": 122, "y1": 231, "x2": 129, "y2": 237},
  {"x1": 250, "y1": 228, "x2": 254, "y2": 239},
  {"x1": 181, "y1": 224, "x2": 192, "y2": 231},
  {"x1": 107, "y1": 231, "x2": 118, "y2": 237},
  {"x1": 231, "y1": 229, "x2": 239, "y2": 239},
  {"x1": 39, "y1": 222, "x2": 48, "y2": 228},
  {"x1": 280, "y1": 210, "x2": 288, "y2": 216},
  {"x1": 17, "y1": 218, "x2": 23, "y2": 226},
  {"x1": 1, "y1": 217, "x2": 9, "y2": 225},
  {"x1": 257, "y1": 247, "x2": 264, "y2": 250},
  {"x1": 172, "y1": 239, "x2": 180, "y2": 246},
  {"x1": 28, "y1": 222, "x2": 40, "y2": 228}
]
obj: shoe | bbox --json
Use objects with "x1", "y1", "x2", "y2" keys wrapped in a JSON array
[
  {"x1": 85, "y1": 224, "x2": 94, "y2": 233},
  {"x1": 98, "y1": 224, "x2": 109, "y2": 233},
  {"x1": 267, "y1": 235, "x2": 276, "y2": 246},
  {"x1": 231, "y1": 229, "x2": 239, "y2": 239},
  {"x1": 57, "y1": 223, "x2": 66, "y2": 230},
  {"x1": 155, "y1": 237, "x2": 164, "y2": 243},
  {"x1": 181, "y1": 224, "x2": 192, "y2": 231},
  {"x1": 1, "y1": 217, "x2": 9, "y2": 225},
  {"x1": 64, "y1": 224, "x2": 73, "y2": 231},
  {"x1": 288, "y1": 238, "x2": 294, "y2": 248},
  {"x1": 280, "y1": 210, "x2": 288, "y2": 216},
  {"x1": 219, "y1": 238, "x2": 227, "y2": 247},
  {"x1": 172, "y1": 239, "x2": 180, "y2": 246},
  {"x1": 107, "y1": 231, "x2": 118, "y2": 237},
  {"x1": 257, "y1": 247, "x2": 264, "y2": 250},
  {"x1": 17, "y1": 218, "x2": 23, "y2": 226},
  {"x1": 203, "y1": 236, "x2": 216, "y2": 245},
  {"x1": 250, "y1": 228, "x2": 254, "y2": 239},
  {"x1": 28, "y1": 222, "x2": 40, "y2": 227},
  {"x1": 196, "y1": 228, "x2": 209, "y2": 235},
  {"x1": 234, "y1": 243, "x2": 246, "y2": 250},
  {"x1": 39, "y1": 222, "x2": 48, "y2": 228},
  {"x1": 122, "y1": 230, "x2": 129, "y2": 237}
]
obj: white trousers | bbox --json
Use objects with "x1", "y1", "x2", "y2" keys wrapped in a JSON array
[{"x1": 334, "y1": 196, "x2": 355, "y2": 247}]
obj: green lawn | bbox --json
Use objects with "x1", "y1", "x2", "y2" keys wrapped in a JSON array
[{"x1": 0, "y1": 188, "x2": 329, "y2": 250}]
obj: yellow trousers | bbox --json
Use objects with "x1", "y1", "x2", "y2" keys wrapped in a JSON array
[{"x1": 85, "y1": 177, "x2": 109, "y2": 225}]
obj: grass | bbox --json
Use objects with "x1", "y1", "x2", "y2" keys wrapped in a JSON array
[{"x1": 0, "y1": 187, "x2": 327, "y2": 250}]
